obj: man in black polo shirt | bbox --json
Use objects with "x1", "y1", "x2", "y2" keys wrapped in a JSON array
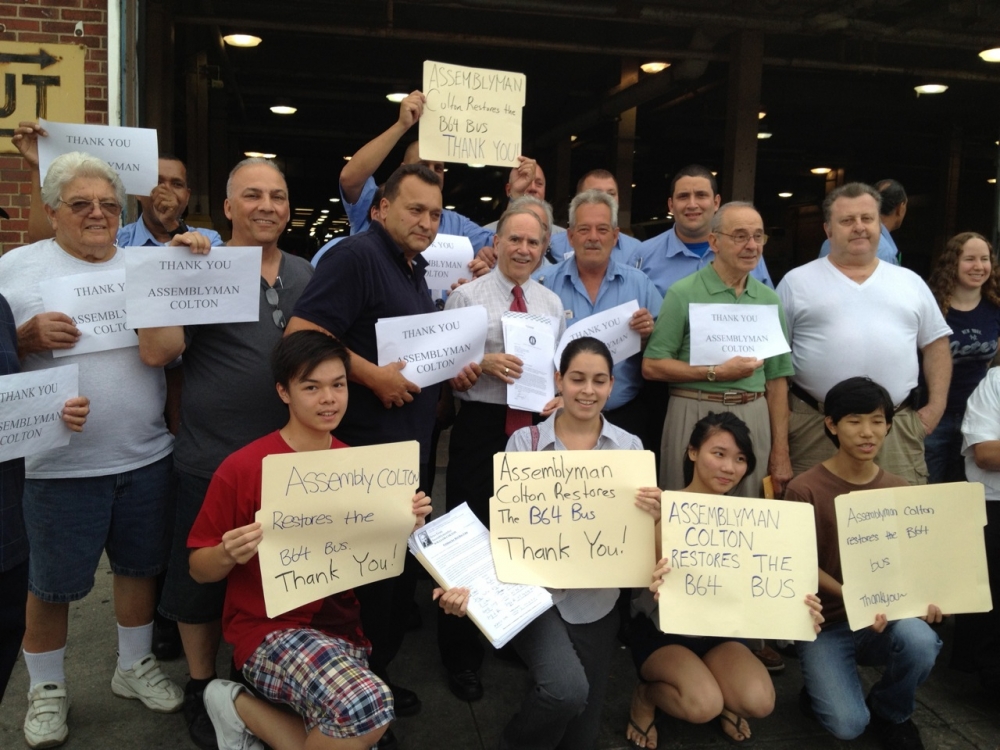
[{"x1": 286, "y1": 163, "x2": 447, "y2": 744}]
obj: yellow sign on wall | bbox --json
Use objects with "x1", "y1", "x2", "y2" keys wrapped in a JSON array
[{"x1": 1, "y1": 42, "x2": 86, "y2": 152}]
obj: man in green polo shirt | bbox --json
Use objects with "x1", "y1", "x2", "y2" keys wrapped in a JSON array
[{"x1": 642, "y1": 201, "x2": 794, "y2": 499}]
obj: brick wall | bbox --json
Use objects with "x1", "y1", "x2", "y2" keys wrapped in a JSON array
[{"x1": 0, "y1": 0, "x2": 109, "y2": 252}]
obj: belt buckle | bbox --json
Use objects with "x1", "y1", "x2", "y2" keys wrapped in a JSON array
[{"x1": 722, "y1": 391, "x2": 742, "y2": 405}]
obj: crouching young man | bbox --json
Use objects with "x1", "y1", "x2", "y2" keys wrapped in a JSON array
[
  {"x1": 785, "y1": 377, "x2": 943, "y2": 750},
  {"x1": 187, "y1": 331, "x2": 432, "y2": 750}
]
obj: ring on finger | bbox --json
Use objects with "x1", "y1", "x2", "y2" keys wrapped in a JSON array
[{"x1": 504, "y1": 367, "x2": 509, "y2": 375}]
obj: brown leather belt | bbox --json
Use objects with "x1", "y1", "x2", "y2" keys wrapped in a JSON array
[{"x1": 669, "y1": 388, "x2": 764, "y2": 405}]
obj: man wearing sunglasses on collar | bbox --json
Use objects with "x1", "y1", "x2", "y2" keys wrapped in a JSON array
[{"x1": 137, "y1": 157, "x2": 313, "y2": 750}]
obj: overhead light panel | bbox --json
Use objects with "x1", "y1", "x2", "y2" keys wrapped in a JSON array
[
  {"x1": 270, "y1": 104, "x2": 297, "y2": 115},
  {"x1": 990, "y1": 178, "x2": 997, "y2": 184},
  {"x1": 469, "y1": 163, "x2": 485, "y2": 168},
  {"x1": 223, "y1": 34, "x2": 261, "y2": 48},
  {"x1": 479, "y1": 196, "x2": 492, "y2": 202},
  {"x1": 757, "y1": 131, "x2": 772, "y2": 139},
  {"x1": 445, "y1": 205, "x2": 456, "y2": 210},
  {"x1": 386, "y1": 93, "x2": 409, "y2": 103},
  {"x1": 343, "y1": 156, "x2": 352, "y2": 161},
  {"x1": 758, "y1": 109, "x2": 767, "y2": 120},
  {"x1": 321, "y1": 209, "x2": 329, "y2": 214},
  {"x1": 979, "y1": 48, "x2": 1000, "y2": 62},
  {"x1": 810, "y1": 167, "x2": 832, "y2": 175},
  {"x1": 778, "y1": 192, "x2": 793, "y2": 198},
  {"x1": 243, "y1": 151, "x2": 275, "y2": 159},
  {"x1": 329, "y1": 197, "x2": 340, "y2": 202},
  {"x1": 914, "y1": 84, "x2": 947, "y2": 95},
  {"x1": 640, "y1": 61, "x2": 670, "y2": 74}
]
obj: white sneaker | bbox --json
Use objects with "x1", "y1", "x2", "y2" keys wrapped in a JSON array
[
  {"x1": 24, "y1": 682, "x2": 69, "y2": 749},
  {"x1": 110, "y1": 654, "x2": 183, "y2": 713},
  {"x1": 203, "y1": 680, "x2": 265, "y2": 750}
]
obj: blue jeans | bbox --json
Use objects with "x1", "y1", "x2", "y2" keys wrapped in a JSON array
[
  {"x1": 924, "y1": 410, "x2": 966, "y2": 484},
  {"x1": 799, "y1": 619, "x2": 941, "y2": 740},
  {"x1": 501, "y1": 607, "x2": 618, "y2": 750}
]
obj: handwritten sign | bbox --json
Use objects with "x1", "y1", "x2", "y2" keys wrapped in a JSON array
[
  {"x1": 490, "y1": 450, "x2": 657, "y2": 588},
  {"x1": 123, "y1": 246, "x2": 263, "y2": 328},
  {"x1": 0, "y1": 364, "x2": 78, "y2": 462},
  {"x1": 38, "y1": 268, "x2": 135, "y2": 357},
  {"x1": 554, "y1": 300, "x2": 640, "y2": 368},
  {"x1": 658, "y1": 491, "x2": 819, "y2": 640},
  {"x1": 422, "y1": 234, "x2": 475, "y2": 293},
  {"x1": 257, "y1": 441, "x2": 420, "y2": 618},
  {"x1": 37, "y1": 119, "x2": 158, "y2": 195},
  {"x1": 688, "y1": 303, "x2": 790, "y2": 366},
  {"x1": 420, "y1": 60, "x2": 526, "y2": 168},
  {"x1": 836, "y1": 482, "x2": 992, "y2": 630}
]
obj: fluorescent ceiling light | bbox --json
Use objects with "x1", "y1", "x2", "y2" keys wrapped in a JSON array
[
  {"x1": 479, "y1": 196, "x2": 492, "y2": 202},
  {"x1": 778, "y1": 192, "x2": 793, "y2": 198},
  {"x1": 640, "y1": 61, "x2": 670, "y2": 74},
  {"x1": 810, "y1": 167, "x2": 832, "y2": 175},
  {"x1": 270, "y1": 105, "x2": 297, "y2": 115},
  {"x1": 386, "y1": 93, "x2": 408, "y2": 103},
  {"x1": 223, "y1": 34, "x2": 261, "y2": 48},
  {"x1": 243, "y1": 151, "x2": 275, "y2": 159},
  {"x1": 757, "y1": 131, "x2": 772, "y2": 139},
  {"x1": 914, "y1": 84, "x2": 947, "y2": 95},
  {"x1": 329, "y1": 198, "x2": 340, "y2": 202},
  {"x1": 979, "y1": 48, "x2": 1000, "y2": 62},
  {"x1": 468, "y1": 163, "x2": 485, "y2": 168},
  {"x1": 445, "y1": 205, "x2": 456, "y2": 210}
]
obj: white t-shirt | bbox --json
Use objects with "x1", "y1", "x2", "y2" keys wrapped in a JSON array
[
  {"x1": 962, "y1": 367, "x2": 1000, "y2": 501},
  {"x1": 0, "y1": 239, "x2": 173, "y2": 478},
  {"x1": 777, "y1": 257, "x2": 951, "y2": 405}
]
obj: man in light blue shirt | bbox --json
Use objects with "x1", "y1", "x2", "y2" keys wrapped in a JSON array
[
  {"x1": 548, "y1": 169, "x2": 641, "y2": 265},
  {"x1": 536, "y1": 190, "x2": 662, "y2": 445},
  {"x1": 818, "y1": 178, "x2": 906, "y2": 264},
  {"x1": 338, "y1": 90, "x2": 494, "y2": 251},
  {"x1": 115, "y1": 156, "x2": 223, "y2": 248},
  {"x1": 627, "y1": 164, "x2": 772, "y2": 295}
]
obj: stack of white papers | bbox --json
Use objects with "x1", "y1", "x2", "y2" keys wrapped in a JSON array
[
  {"x1": 408, "y1": 503, "x2": 552, "y2": 648},
  {"x1": 501, "y1": 312, "x2": 559, "y2": 413}
]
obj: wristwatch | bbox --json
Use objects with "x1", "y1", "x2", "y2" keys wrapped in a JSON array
[{"x1": 706, "y1": 365, "x2": 717, "y2": 382}]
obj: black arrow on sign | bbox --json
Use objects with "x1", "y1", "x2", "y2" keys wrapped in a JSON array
[{"x1": 0, "y1": 49, "x2": 60, "y2": 69}]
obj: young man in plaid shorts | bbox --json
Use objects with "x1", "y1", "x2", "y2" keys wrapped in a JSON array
[{"x1": 187, "y1": 331, "x2": 432, "y2": 750}]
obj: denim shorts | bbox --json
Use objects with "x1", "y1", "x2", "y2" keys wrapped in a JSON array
[
  {"x1": 243, "y1": 628, "x2": 393, "y2": 739},
  {"x1": 158, "y1": 470, "x2": 226, "y2": 624},
  {"x1": 22, "y1": 455, "x2": 173, "y2": 603}
]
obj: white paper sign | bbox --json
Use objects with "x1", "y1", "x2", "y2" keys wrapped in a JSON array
[
  {"x1": 688, "y1": 303, "x2": 790, "y2": 366},
  {"x1": 420, "y1": 60, "x2": 526, "y2": 167},
  {"x1": 376, "y1": 306, "x2": 488, "y2": 388},
  {"x1": 38, "y1": 119, "x2": 159, "y2": 196},
  {"x1": 554, "y1": 300, "x2": 640, "y2": 369},
  {"x1": 0, "y1": 365, "x2": 78, "y2": 462},
  {"x1": 422, "y1": 234, "x2": 475, "y2": 292},
  {"x1": 502, "y1": 313, "x2": 556, "y2": 412},
  {"x1": 39, "y1": 269, "x2": 135, "y2": 357},
  {"x1": 123, "y1": 246, "x2": 263, "y2": 328}
]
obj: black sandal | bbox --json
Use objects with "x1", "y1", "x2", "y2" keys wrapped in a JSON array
[
  {"x1": 718, "y1": 711, "x2": 756, "y2": 746},
  {"x1": 628, "y1": 717, "x2": 657, "y2": 748}
]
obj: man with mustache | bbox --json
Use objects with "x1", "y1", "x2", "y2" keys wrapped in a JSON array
[{"x1": 777, "y1": 182, "x2": 952, "y2": 485}]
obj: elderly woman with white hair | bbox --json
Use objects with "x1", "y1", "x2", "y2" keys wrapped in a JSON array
[{"x1": 0, "y1": 151, "x2": 210, "y2": 749}]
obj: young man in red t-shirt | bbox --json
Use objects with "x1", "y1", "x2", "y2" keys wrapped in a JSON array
[
  {"x1": 785, "y1": 377, "x2": 942, "y2": 750},
  {"x1": 188, "y1": 330, "x2": 431, "y2": 750}
]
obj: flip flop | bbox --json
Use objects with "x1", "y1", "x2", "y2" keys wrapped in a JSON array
[
  {"x1": 718, "y1": 712, "x2": 756, "y2": 746},
  {"x1": 628, "y1": 717, "x2": 657, "y2": 749}
]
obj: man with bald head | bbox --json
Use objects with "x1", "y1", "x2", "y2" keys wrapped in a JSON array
[
  {"x1": 137, "y1": 157, "x2": 313, "y2": 748},
  {"x1": 643, "y1": 201, "x2": 793, "y2": 498}
]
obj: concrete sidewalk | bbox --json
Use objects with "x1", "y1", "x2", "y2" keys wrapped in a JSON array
[{"x1": 2, "y1": 452, "x2": 998, "y2": 748}]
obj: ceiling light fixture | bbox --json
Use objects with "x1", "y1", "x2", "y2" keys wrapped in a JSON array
[
  {"x1": 329, "y1": 197, "x2": 340, "y2": 202},
  {"x1": 223, "y1": 34, "x2": 261, "y2": 48},
  {"x1": 990, "y1": 178, "x2": 997, "y2": 184},
  {"x1": 479, "y1": 196, "x2": 492, "y2": 202},
  {"x1": 343, "y1": 156, "x2": 352, "y2": 161},
  {"x1": 270, "y1": 104, "x2": 297, "y2": 115},
  {"x1": 386, "y1": 93, "x2": 408, "y2": 103},
  {"x1": 810, "y1": 167, "x2": 832, "y2": 175},
  {"x1": 778, "y1": 192, "x2": 793, "y2": 198},
  {"x1": 640, "y1": 61, "x2": 670, "y2": 74},
  {"x1": 979, "y1": 48, "x2": 1000, "y2": 62},
  {"x1": 758, "y1": 109, "x2": 767, "y2": 120},
  {"x1": 321, "y1": 209, "x2": 329, "y2": 214},
  {"x1": 469, "y1": 163, "x2": 485, "y2": 168},
  {"x1": 757, "y1": 131, "x2": 772, "y2": 139},
  {"x1": 445, "y1": 205, "x2": 456, "y2": 210},
  {"x1": 914, "y1": 84, "x2": 947, "y2": 95},
  {"x1": 243, "y1": 151, "x2": 276, "y2": 159}
]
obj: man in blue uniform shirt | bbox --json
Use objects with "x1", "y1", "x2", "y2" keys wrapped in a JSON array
[
  {"x1": 628, "y1": 164, "x2": 772, "y2": 295},
  {"x1": 547, "y1": 169, "x2": 641, "y2": 265}
]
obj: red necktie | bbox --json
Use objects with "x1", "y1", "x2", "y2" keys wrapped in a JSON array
[{"x1": 505, "y1": 285, "x2": 533, "y2": 435}]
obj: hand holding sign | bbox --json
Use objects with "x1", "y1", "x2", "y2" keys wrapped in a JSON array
[
  {"x1": 688, "y1": 303, "x2": 790, "y2": 367},
  {"x1": 11, "y1": 120, "x2": 47, "y2": 169},
  {"x1": 16, "y1": 311, "x2": 80, "y2": 355},
  {"x1": 38, "y1": 119, "x2": 159, "y2": 195}
]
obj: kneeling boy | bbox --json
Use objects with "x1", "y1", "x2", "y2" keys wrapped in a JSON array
[
  {"x1": 188, "y1": 331, "x2": 432, "y2": 750},
  {"x1": 786, "y1": 377, "x2": 942, "y2": 750}
]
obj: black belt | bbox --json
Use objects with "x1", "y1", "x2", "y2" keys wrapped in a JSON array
[{"x1": 791, "y1": 382, "x2": 911, "y2": 412}]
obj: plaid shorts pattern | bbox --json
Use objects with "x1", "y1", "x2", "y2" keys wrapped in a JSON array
[{"x1": 243, "y1": 628, "x2": 394, "y2": 739}]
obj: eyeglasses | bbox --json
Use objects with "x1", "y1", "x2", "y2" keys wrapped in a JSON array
[
  {"x1": 57, "y1": 198, "x2": 122, "y2": 217},
  {"x1": 715, "y1": 230, "x2": 768, "y2": 247},
  {"x1": 265, "y1": 282, "x2": 285, "y2": 329}
]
